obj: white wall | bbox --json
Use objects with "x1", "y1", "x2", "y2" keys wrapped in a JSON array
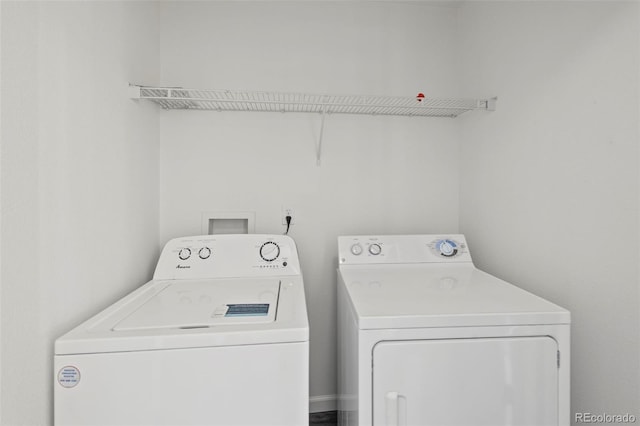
[
  {"x1": 158, "y1": 1, "x2": 461, "y2": 407},
  {"x1": 2, "y1": 1, "x2": 638, "y2": 424},
  {"x1": 458, "y1": 1, "x2": 640, "y2": 422},
  {"x1": 0, "y1": 2, "x2": 160, "y2": 425}
]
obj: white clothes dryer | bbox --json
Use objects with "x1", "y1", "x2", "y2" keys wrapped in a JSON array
[
  {"x1": 337, "y1": 235, "x2": 570, "y2": 426},
  {"x1": 55, "y1": 234, "x2": 309, "y2": 426}
]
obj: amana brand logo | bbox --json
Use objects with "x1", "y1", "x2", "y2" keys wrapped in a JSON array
[{"x1": 176, "y1": 264, "x2": 191, "y2": 269}]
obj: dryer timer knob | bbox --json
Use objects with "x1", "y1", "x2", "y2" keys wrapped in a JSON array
[{"x1": 437, "y1": 239, "x2": 458, "y2": 257}]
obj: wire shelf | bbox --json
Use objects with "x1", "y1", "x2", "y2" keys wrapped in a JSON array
[
  {"x1": 130, "y1": 85, "x2": 496, "y2": 165},
  {"x1": 131, "y1": 86, "x2": 495, "y2": 118}
]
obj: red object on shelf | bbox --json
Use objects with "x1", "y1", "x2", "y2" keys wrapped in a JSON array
[{"x1": 416, "y1": 93, "x2": 425, "y2": 102}]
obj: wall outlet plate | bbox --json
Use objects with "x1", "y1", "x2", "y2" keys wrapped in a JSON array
[{"x1": 282, "y1": 206, "x2": 296, "y2": 225}]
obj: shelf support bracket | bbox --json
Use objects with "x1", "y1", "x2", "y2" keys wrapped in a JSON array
[
  {"x1": 128, "y1": 84, "x2": 142, "y2": 99},
  {"x1": 486, "y1": 97, "x2": 497, "y2": 111},
  {"x1": 316, "y1": 105, "x2": 327, "y2": 166}
]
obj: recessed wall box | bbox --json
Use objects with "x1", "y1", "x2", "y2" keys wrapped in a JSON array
[{"x1": 201, "y1": 211, "x2": 255, "y2": 235}]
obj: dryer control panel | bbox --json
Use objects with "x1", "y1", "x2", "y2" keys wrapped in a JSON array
[
  {"x1": 154, "y1": 234, "x2": 301, "y2": 280},
  {"x1": 338, "y1": 234, "x2": 473, "y2": 265}
]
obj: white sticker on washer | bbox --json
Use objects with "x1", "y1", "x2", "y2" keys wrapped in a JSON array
[{"x1": 58, "y1": 366, "x2": 80, "y2": 388}]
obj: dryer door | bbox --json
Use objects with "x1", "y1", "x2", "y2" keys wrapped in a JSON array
[{"x1": 373, "y1": 336, "x2": 558, "y2": 426}]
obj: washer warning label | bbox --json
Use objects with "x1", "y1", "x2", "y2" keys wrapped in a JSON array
[{"x1": 58, "y1": 366, "x2": 80, "y2": 388}]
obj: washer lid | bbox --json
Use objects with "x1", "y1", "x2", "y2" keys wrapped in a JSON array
[
  {"x1": 55, "y1": 277, "x2": 308, "y2": 355},
  {"x1": 114, "y1": 280, "x2": 280, "y2": 331},
  {"x1": 339, "y1": 264, "x2": 570, "y2": 329}
]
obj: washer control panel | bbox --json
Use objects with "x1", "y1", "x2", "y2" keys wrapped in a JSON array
[
  {"x1": 339, "y1": 234, "x2": 472, "y2": 265},
  {"x1": 154, "y1": 234, "x2": 301, "y2": 279}
]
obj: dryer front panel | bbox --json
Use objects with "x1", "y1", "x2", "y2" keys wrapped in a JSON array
[{"x1": 373, "y1": 336, "x2": 558, "y2": 426}]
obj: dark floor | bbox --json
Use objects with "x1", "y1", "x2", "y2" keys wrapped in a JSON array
[{"x1": 309, "y1": 411, "x2": 337, "y2": 426}]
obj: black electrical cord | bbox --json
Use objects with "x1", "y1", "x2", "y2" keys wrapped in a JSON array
[{"x1": 284, "y1": 215, "x2": 292, "y2": 235}]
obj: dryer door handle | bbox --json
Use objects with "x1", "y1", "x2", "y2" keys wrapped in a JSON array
[{"x1": 385, "y1": 391, "x2": 399, "y2": 426}]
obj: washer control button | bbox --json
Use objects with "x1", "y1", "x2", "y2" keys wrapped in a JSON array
[
  {"x1": 351, "y1": 243, "x2": 363, "y2": 255},
  {"x1": 198, "y1": 247, "x2": 211, "y2": 259},
  {"x1": 260, "y1": 242, "x2": 280, "y2": 262},
  {"x1": 368, "y1": 243, "x2": 382, "y2": 256},
  {"x1": 178, "y1": 248, "x2": 191, "y2": 260}
]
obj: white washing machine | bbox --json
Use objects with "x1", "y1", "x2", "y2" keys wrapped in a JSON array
[
  {"x1": 337, "y1": 234, "x2": 570, "y2": 426},
  {"x1": 55, "y1": 234, "x2": 309, "y2": 426}
]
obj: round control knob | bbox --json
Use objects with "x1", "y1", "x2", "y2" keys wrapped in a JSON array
[
  {"x1": 260, "y1": 241, "x2": 280, "y2": 262},
  {"x1": 198, "y1": 247, "x2": 211, "y2": 259},
  {"x1": 178, "y1": 248, "x2": 191, "y2": 260},
  {"x1": 438, "y1": 239, "x2": 458, "y2": 257},
  {"x1": 351, "y1": 243, "x2": 363, "y2": 256},
  {"x1": 368, "y1": 243, "x2": 382, "y2": 255}
]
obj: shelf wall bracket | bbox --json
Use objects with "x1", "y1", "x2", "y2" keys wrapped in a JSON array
[
  {"x1": 128, "y1": 84, "x2": 142, "y2": 99},
  {"x1": 316, "y1": 105, "x2": 327, "y2": 166},
  {"x1": 486, "y1": 97, "x2": 497, "y2": 111}
]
